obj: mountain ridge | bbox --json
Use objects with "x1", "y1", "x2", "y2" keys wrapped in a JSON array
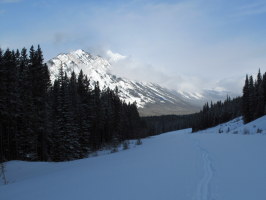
[{"x1": 47, "y1": 49, "x2": 234, "y2": 116}]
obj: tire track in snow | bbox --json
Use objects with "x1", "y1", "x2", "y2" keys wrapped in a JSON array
[{"x1": 194, "y1": 140, "x2": 214, "y2": 200}]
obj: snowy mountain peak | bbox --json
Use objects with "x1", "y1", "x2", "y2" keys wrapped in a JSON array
[
  {"x1": 48, "y1": 50, "x2": 111, "y2": 82},
  {"x1": 47, "y1": 49, "x2": 201, "y2": 115},
  {"x1": 70, "y1": 49, "x2": 87, "y2": 56},
  {"x1": 47, "y1": 50, "x2": 235, "y2": 115}
]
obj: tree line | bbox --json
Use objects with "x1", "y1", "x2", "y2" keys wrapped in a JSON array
[
  {"x1": 143, "y1": 114, "x2": 194, "y2": 135},
  {"x1": 144, "y1": 70, "x2": 266, "y2": 134},
  {"x1": 242, "y1": 70, "x2": 266, "y2": 123},
  {"x1": 190, "y1": 96, "x2": 242, "y2": 131},
  {"x1": 194, "y1": 69, "x2": 266, "y2": 131},
  {"x1": 143, "y1": 96, "x2": 242, "y2": 134},
  {"x1": 0, "y1": 46, "x2": 147, "y2": 162}
]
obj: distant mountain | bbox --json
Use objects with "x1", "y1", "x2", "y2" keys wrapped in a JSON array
[{"x1": 47, "y1": 49, "x2": 235, "y2": 116}]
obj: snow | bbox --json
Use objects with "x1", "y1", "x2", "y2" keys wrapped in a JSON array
[
  {"x1": 197, "y1": 116, "x2": 266, "y2": 135},
  {"x1": 48, "y1": 50, "x2": 196, "y2": 109},
  {"x1": 47, "y1": 50, "x2": 156, "y2": 108},
  {"x1": 47, "y1": 49, "x2": 235, "y2": 112},
  {"x1": 178, "y1": 90, "x2": 204, "y2": 100},
  {"x1": 2, "y1": 116, "x2": 266, "y2": 200}
]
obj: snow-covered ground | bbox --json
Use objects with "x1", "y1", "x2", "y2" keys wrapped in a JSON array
[{"x1": 1, "y1": 116, "x2": 266, "y2": 200}]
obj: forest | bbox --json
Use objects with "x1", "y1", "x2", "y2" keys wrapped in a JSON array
[
  {"x1": 1, "y1": 45, "x2": 266, "y2": 163},
  {"x1": 0, "y1": 46, "x2": 147, "y2": 162},
  {"x1": 144, "y1": 70, "x2": 266, "y2": 135}
]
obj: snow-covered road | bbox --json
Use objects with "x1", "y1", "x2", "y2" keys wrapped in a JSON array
[{"x1": 1, "y1": 117, "x2": 266, "y2": 200}]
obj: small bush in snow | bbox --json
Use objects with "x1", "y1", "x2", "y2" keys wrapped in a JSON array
[
  {"x1": 136, "y1": 138, "x2": 142, "y2": 145},
  {"x1": 233, "y1": 131, "x2": 238, "y2": 134},
  {"x1": 91, "y1": 152, "x2": 98, "y2": 157},
  {"x1": 243, "y1": 128, "x2": 250, "y2": 135},
  {"x1": 110, "y1": 147, "x2": 118, "y2": 153},
  {"x1": 226, "y1": 127, "x2": 230, "y2": 133},
  {"x1": 0, "y1": 163, "x2": 8, "y2": 185},
  {"x1": 218, "y1": 128, "x2": 223, "y2": 133},
  {"x1": 123, "y1": 141, "x2": 129, "y2": 150},
  {"x1": 257, "y1": 128, "x2": 263, "y2": 134}
]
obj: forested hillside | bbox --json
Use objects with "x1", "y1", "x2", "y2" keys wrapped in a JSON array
[
  {"x1": 144, "y1": 70, "x2": 266, "y2": 134},
  {"x1": 143, "y1": 97, "x2": 242, "y2": 134},
  {"x1": 0, "y1": 46, "x2": 146, "y2": 162}
]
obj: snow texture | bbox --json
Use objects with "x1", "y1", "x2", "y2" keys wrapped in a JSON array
[
  {"x1": 194, "y1": 140, "x2": 214, "y2": 200},
  {"x1": 47, "y1": 50, "x2": 226, "y2": 110},
  {"x1": 1, "y1": 116, "x2": 266, "y2": 200},
  {"x1": 47, "y1": 49, "x2": 179, "y2": 108}
]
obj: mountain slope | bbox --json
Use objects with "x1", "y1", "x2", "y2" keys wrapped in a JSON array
[
  {"x1": 47, "y1": 49, "x2": 200, "y2": 116},
  {"x1": 1, "y1": 116, "x2": 266, "y2": 200}
]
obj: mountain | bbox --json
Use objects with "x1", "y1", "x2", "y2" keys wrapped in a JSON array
[{"x1": 47, "y1": 49, "x2": 233, "y2": 116}]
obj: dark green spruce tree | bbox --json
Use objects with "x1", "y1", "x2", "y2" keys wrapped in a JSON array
[{"x1": 242, "y1": 75, "x2": 250, "y2": 123}]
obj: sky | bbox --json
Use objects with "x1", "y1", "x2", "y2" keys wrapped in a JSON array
[{"x1": 1, "y1": 0, "x2": 266, "y2": 94}]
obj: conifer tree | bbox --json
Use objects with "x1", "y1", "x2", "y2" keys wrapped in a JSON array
[
  {"x1": 90, "y1": 81, "x2": 104, "y2": 150},
  {"x1": 242, "y1": 75, "x2": 250, "y2": 123},
  {"x1": 255, "y1": 83, "x2": 265, "y2": 118},
  {"x1": 0, "y1": 48, "x2": 5, "y2": 161},
  {"x1": 76, "y1": 71, "x2": 92, "y2": 157},
  {"x1": 0, "y1": 46, "x2": 148, "y2": 162},
  {"x1": 1, "y1": 49, "x2": 19, "y2": 160},
  {"x1": 50, "y1": 79, "x2": 60, "y2": 161},
  {"x1": 263, "y1": 73, "x2": 266, "y2": 114},
  {"x1": 113, "y1": 86, "x2": 122, "y2": 141},
  {"x1": 248, "y1": 76, "x2": 255, "y2": 121}
]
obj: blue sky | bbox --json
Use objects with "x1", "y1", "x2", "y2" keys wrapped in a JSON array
[{"x1": 1, "y1": 0, "x2": 266, "y2": 93}]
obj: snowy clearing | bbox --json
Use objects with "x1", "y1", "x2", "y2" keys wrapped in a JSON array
[{"x1": 1, "y1": 116, "x2": 266, "y2": 200}]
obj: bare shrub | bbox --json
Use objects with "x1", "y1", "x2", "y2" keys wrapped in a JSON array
[
  {"x1": 136, "y1": 138, "x2": 142, "y2": 145},
  {"x1": 243, "y1": 128, "x2": 250, "y2": 135},
  {"x1": 257, "y1": 128, "x2": 263, "y2": 134}
]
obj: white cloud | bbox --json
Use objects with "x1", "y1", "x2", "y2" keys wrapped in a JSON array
[
  {"x1": 106, "y1": 47, "x2": 260, "y2": 95},
  {"x1": 2, "y1": 0, "x2": 265, "y2": 95},
  {"x1": 106, "y1": 50, "x2": 126, "y2": 63},
  {"x1": 106, "y1": 50, "x2": 215, "y2": 94},
  {"x1": 83, "y1": 1, "x2": 264, "y2": 79}
]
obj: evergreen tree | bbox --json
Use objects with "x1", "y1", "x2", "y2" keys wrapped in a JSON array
[
  {"x1": 76, "y1": 71, "x2": 92, "y2": 157},
  {"x1": 90, "y1": 81, "x2": 104, "y2": 150},
  {"x1": 57, "y1": 70, "x2": 79, "y2": 160},
  {"x1": 27, "y1": 45, "x2": 51, "y2": 160},
  {"x1": 242, "y1": 75, "x2": 250, "y2": 123},
  {"x1": 255, "y1": 83, "x2": 265, "y2": 118},
  {"x1": 0, "y1": 45, "x2": 152, "y2": 162},
  {"x1": 0, "y1": 48, "x2": 5, "y2": 161},
  {"x1": 16, "y1": 47, "x2": 34, "y2": 160},
  {"x1": 263, "y1": 73, "x2": 266, "y2": 114},
  {"x1": 1, "y1": 49, "x2": 19, "y2": 160},
  {"x1": 112, "y1": 87, "x2": 122, "y2": 141},
  {"x1": 248, "y1": 75, "x2": 255, "y2": 121},
  {"x1": 254, "y1": 70, "x2": 264, "y2": 118},
  {"x1": 49, "y1": 79, "x2": 60, "y2": 161}
]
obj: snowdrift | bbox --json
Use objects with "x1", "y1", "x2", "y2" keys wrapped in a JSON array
[{"x1": 1, "y1": 116, "x2": 266, "y2": 200}]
